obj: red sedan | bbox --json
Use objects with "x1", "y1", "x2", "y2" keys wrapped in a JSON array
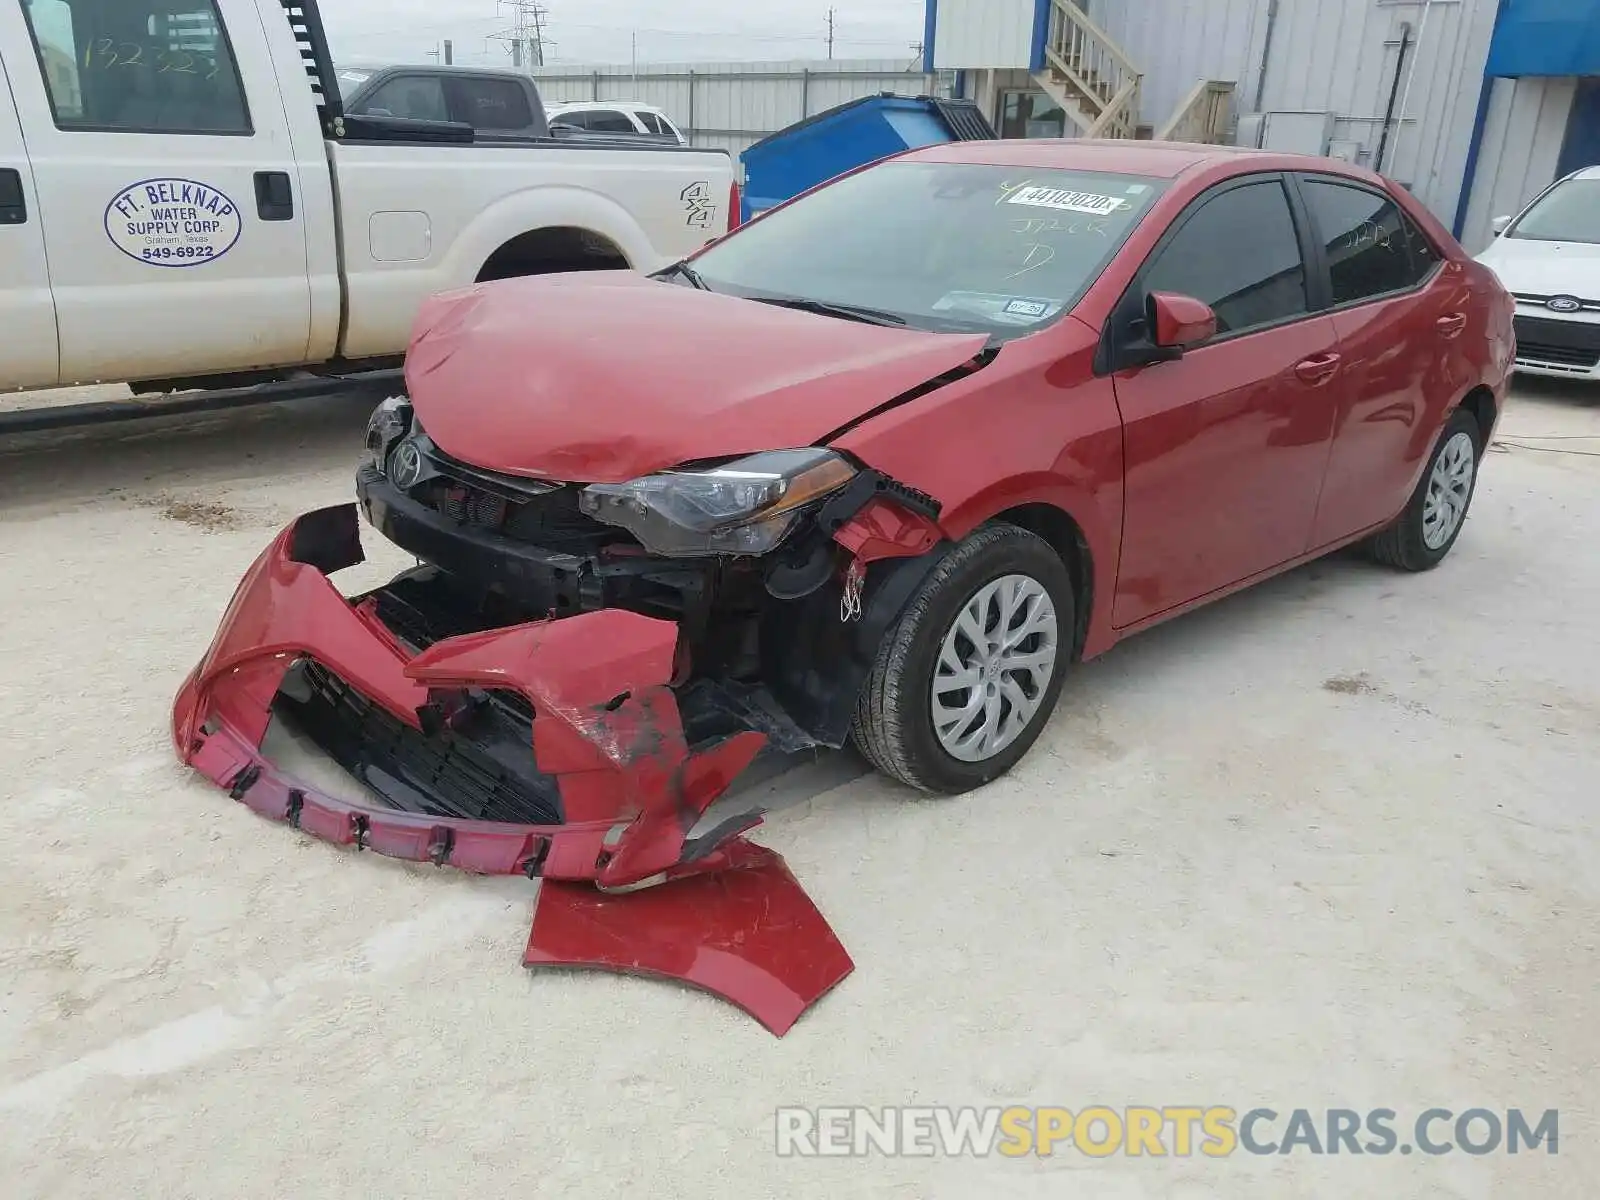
[{"x1": 175, "y1": 140, "x2": 1514, "y2": 1032}]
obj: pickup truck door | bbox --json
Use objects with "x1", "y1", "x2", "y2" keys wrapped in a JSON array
[
  {"x1": 0, "y1": 47, "x2": 58, "y2": 389},
  {"x1": 0, "y1": 0, "x2": 313, "y2": 384}
]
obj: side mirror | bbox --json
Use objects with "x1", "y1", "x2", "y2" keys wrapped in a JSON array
[
  {"x1": 549, "y1": 121, "x2": 582, "y2": 137},
  {"x1": 1491, "y1": 215, "x2": 1511, "y2": 237},
  {"x1": 1147, "y1": 291, "x2": 1217, "y2": 351}
]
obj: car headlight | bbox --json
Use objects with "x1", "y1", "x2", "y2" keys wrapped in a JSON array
[
  {"x1": 578, "y1": 448, "x2": 856, "y2": 556},
  {"x1": 365, "y1": 396, "x2": 412, "y2": 476}
]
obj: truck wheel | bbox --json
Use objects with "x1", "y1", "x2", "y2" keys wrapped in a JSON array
[
  {"x1": 1366, "y1": 407, "x2": 1482, "y2": 572},
  {"x1": 851, "y1": 523, "x2": 1074, "y2": 794}
]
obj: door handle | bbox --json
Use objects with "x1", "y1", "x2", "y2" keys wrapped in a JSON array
[
  {"x1": 1436, "y1": 313, "x2": 1468, "y2": 339},
  {"x1": 254, "y1": 171, "x2": 294, "y2": 221},
  {"x1": 0, "y1": 168, "x2": 26, "y2": 224},
  {"x1": 1294, "y1": 352, "x2": 1342, "y2": 385}
]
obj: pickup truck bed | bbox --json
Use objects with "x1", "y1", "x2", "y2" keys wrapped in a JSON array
[{"x1": 0, "y1": 0, "x2": 737, "y2": 395}]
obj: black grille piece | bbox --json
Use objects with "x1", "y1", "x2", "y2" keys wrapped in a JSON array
[
  {"x1": 275, "y1": 660, "x2": 563, "y2": 826},
  {"x1": 1515, "y1": 315, "x2": 1600, "y2": 350},
  {"x1": 1517, "y1": 343, "x2": 1600, "y2": 369}
]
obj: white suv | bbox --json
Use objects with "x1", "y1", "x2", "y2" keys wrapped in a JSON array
[
  {"x1": 546, "y1": 102, "x2": 687, "y2": 144},
  {"x1": 1476, "y1": 166, "x2": 1600, "y2": 381}
]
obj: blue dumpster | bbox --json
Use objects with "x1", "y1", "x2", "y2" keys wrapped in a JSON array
[{"x1": 740, "y1": 93, "x2": 995, "y2": 224}]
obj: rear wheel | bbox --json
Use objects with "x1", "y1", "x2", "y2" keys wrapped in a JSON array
[
  {"x1": 1366, "y1": 407, "x2": 1482, "y2": 571},
  {"x1": 851, "y1": 523, "x2": 1074, "y2": 794}
]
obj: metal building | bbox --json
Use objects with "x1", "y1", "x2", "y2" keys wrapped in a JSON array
[{"x1": 925, "y1": 0, "x2": 1600, "y2": 250}]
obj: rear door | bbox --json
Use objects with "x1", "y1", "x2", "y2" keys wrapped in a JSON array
[
  {"x1": 2, "y1": 0, "x2": 313, "y2": 383},
  {"x1": 1110, "y1": 174, "x2": 1343, "y2": 627},
  {"x1": 0, "y1": 47, "x2": 58, "y2": 388},
  {"x1": 1291, "y1": 174, "x2": 1464, "y2": 546}
]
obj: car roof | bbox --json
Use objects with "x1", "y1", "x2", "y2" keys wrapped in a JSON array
[
  {"x1": 904, "y1": 138, "x2": 1372, "y2": 183},
  {"x1": 549, "y1": 101, "x2": 665, "y2": 113},
  {"x1": 1569, "y1": 165, "x2": 1600, "y2": 181}
]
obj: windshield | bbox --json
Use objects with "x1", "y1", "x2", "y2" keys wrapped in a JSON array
[
  {"x1": 1509, "y1": 178, "x2": 1600, "y2": 244},
  {"x1": 689, "y1": 161, "x2": 1167, "y2": 337}
]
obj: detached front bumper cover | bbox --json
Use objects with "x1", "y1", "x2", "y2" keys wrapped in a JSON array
[{"x1": 173, "y1": 504, "x2": 852, "y2": 1035}]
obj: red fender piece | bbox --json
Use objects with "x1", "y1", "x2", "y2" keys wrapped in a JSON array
[
  {"x1": 831, "y1": 496, "x2": 943, "y2": 565},
  {"x1": 525, "y1": 838, "x2": 854, "y2": 1036}
]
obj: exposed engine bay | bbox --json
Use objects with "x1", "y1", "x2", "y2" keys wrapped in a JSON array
[{"x1": 172, "y1": 396, "x2": 957, "y2": 1035}]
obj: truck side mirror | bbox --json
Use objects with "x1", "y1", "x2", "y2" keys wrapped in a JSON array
[{"x1": 1491, "y1": 215, "x2": 1511, "y2": 237}]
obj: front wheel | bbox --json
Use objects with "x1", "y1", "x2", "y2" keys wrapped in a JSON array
[
  {"x1": 1366, "y1": 407, "x2": 1482, "y2": 571},
  {"x1": 851, "y1": 523, "x2": 1075, "y2": 794}
]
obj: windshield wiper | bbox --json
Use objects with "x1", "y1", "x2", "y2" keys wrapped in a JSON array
[
  {"x1": 658, "y1": 261, "x2": 712, "y2": 291},
  {"x1": 743, "y1": 293, "x2": 909, "y2": 327}
]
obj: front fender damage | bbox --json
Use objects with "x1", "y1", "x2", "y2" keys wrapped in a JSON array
[{"x1": 174, "y1": 504, "x2": 853, "y2": 1034}]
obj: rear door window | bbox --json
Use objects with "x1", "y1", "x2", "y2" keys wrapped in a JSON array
[
  {"x1": 20, "y1": 0, "x2": 251, "y2": 134},
  {"x1": 445, "y1": 76, "x2": 534, "y2": 131},
  {"x1": 1141, "y1": 179, "x2": 1310, "y2": 338},
  {"x1": 1300, "y1": 178, "x2": 1439, "y2": 305}
]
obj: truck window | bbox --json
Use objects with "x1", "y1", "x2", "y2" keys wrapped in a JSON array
[
  {"x1": 19, "y1": 0, "x2": 251, "y2": 134},
  {"x1": 587, "y1": 109, "x2": 637, "y2": 133},
  {"x1": 639, "y1": 112, "x2": 666, "y2": 135},
  {"x1": 354, "y1": 75, "x2": 449, "y2": 122},
  {"x1": 445, "y1": 76, "x2": 533, "y2": 131}
]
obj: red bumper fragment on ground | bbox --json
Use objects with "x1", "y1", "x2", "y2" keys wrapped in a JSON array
[
  {"x1": 172, "y1": 504, "x2": 852, "y2": 1034},
  {"x1": 527, "y1": 839, "x2": 854, "y2": 1036}
]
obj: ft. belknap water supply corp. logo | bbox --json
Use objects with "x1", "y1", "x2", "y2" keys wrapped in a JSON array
[
  {"x1": 1546, "y1": 295, "x2": 1582, "y2": 313},
  {"x1": 105, "y1": 178, "x2": 243, "y2": 267}
]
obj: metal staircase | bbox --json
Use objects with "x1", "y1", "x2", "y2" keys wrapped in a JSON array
[
  {"x1": 1036, "y1": 0, "x2": 1143, "y2": 139},
  {"x1": 1034, "y1": 0, "x2": 1235, "y2": 144}
]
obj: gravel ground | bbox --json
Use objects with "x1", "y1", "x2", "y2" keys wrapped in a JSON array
[{"x1": 0, "y1": 381, "x2": 1596, "y2": 1199}]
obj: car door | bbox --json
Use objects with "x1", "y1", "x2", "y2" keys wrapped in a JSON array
[
  {"x1": 1109, "y1": 174, "x2": 1344, "y2": 628},
  {"x1": 3, "y1": 0, "x2": 312, "y2": 383},
  {"x1": 1292, "y1": 174, "x2": 1469, "y2": 546},
  {"x1": 0, "y1": 46, "x2": 58, "y2": 389}
]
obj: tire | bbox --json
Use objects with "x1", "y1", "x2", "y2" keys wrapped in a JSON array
[
  {"x1": 851, "y1": 522, "x2": 1075, "y2": 794},
  {"x1": 1366, "y1": 407, "x2": 1483, "y2": 572}
]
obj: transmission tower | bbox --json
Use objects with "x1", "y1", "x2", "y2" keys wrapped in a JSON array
[{"x1": 492, "y1": 1, "x2": 551, "y2": 69}]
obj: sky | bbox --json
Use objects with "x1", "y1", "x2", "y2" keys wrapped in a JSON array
[{"x1": 320, "y1": 0, "x2": 930, "y2": 69}]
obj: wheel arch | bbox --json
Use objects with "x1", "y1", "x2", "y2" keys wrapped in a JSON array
[
  {"x1": 477, "y1": 226, "x2": 632, "y2": 282},
  {"x1": 1455, "y1": 384, "x2": 1499, "y2": 449},
  {"x1": 988, "y1": 502, "x2": 1095, "y2": 662}
]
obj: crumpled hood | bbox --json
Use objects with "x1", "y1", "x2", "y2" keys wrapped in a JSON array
[
  {"x1": 1478, "y1": 235, "x2": 1600, "y2": 299},
  {"x1": 403, "y1": 271, "x2": 992, "y2": 483}
]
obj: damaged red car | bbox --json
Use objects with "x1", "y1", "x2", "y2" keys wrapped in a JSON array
[{"x1": 175, "y1": 141, "x2": 1513, "y2": 1033}]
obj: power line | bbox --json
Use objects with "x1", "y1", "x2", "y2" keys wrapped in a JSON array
[{"x1": 488, "y1": 0, "x2": 551, "y2": 69}]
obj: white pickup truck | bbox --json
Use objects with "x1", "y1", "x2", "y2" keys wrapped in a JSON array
[{"x1": 0, "y1": 0, "x2": 738, "y2": 395}]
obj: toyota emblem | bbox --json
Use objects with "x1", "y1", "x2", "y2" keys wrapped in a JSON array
[
  {"x1": 390, "y1": 438, "x2": 425, "y2": 489},
  {"x1": 1547, "y1": 295, "x2": 1582, "y2": 313}
]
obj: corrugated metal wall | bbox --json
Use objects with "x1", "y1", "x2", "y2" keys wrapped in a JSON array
[
  {"x1": 529, "y1": 60, "x2": 943, "y2": 159},
  {"x1": 1461, "y1": 76, "x2": 1577, "y2": 250},
  {"x1": 1085, "y1": 0, "x2": 1562, "y2": 246},
  {"x1": 933, "y1": 0, "x2": 1037, "y2": 69}
]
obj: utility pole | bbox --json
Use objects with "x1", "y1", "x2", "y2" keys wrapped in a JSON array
[{"x1": 826, "y1": 7, "x2": 836, "y2": 60}]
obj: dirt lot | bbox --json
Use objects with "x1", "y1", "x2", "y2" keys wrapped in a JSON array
[{"x1": 0, "y1": 382, "x2": 1596, "y2": 1199}]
